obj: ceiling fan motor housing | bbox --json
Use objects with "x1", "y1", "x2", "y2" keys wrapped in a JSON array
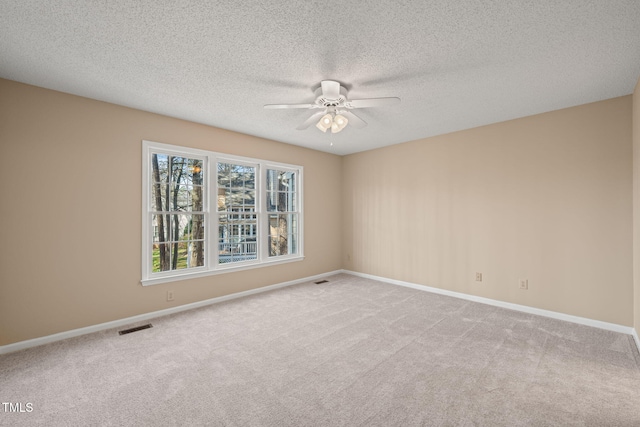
[{"x1": 314, "y1": 85, "x2": 349, "y2": 108}]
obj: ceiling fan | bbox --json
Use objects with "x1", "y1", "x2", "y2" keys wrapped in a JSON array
[{"x1": 264, "y1": 80, "x2": 400, "y2": 134}]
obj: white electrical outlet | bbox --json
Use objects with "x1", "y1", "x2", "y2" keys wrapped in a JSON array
[
  {"x1": 167, "y1": 291, "x2": 174, "y2": 301},
  {"x1": 519, "y1": 279, "x2": 528, "y2": 290},
  {"x1": 476, "y1": 272, "x2": 482, "y2": 282}
]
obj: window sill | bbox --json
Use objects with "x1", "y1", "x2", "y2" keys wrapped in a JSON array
[{"x1": 140, "y1": 255, "x2": 305, "y2": 286}]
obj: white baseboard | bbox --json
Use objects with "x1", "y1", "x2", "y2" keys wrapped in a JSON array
[
  {"x1": 343, "y1": 270, "x2": 637, "y2": 338},
  {"x1": 633, "y1": 328, "x2": 640, "y2": 355},
  {"x1": 0, "y1": 270, "x2": 342, "y2": 355},
  {"x1": 3, "y1": 269, "x2": 639, "y2": 357}
]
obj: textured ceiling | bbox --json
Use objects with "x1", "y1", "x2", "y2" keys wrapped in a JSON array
[{"x1": 1, "y1": 1, "x2": 640, "y2": 155}]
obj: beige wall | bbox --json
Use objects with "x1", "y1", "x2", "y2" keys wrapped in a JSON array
[
  {"x1": 0, "y1": 79, "x2": 343, "y2": 346},
  {"x1": 634, "y1": 77, "x2": 640, "y2": 334},
  {"x1": 1, "y1": 77, "x2": 636, "y2": 347},
  {"x1": 343, "y1": 97, "x2": 633, "y2": 326}
]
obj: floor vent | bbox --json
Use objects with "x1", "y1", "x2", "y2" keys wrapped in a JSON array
[
  {"x1": 118, "y1": 324, "x2": 153, "y2": 335},
  {"x1": 314, "y1": 280, "x2": 329, "y2": 284}
]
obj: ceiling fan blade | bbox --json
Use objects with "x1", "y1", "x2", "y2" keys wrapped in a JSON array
[
  {"x1": 264, "y1": 103, "x2": 315, "y2": 109},
  {"x1": 296, "y1": 111, "x2": 326, "y2": 130},
  {"x1": 341, "y1": 111, "x2": 367, "y2": 129},
  {"x1": 346, "y1": 97, "x2": 401, "y2": 108},
  {"x1": 321, "y1": 80, "x2": 341, "y2": 98}
]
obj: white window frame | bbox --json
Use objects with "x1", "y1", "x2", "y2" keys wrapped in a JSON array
[{"x1": 141, "y1": 141, "x2": 304, "y2": 286}]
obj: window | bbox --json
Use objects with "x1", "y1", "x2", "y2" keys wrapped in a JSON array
[
  {"x1": 267, "y1": 169, "x2": 298, "y2": 257},
  {"x1": 142, "y1": 141, "x2": 303, "y2": 285},
  {"x1": 217, "y1": 161, "x2": 257, "y2": 264},
  {"x1": 149, "y1": 152, "x2": 206, "y2": 274}
]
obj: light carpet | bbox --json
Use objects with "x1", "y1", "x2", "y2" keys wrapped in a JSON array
[{"x1": 1, "y1": 273, "x2": 640, "y2": 426}]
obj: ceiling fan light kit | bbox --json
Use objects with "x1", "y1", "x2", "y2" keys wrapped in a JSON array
[
  {"x1": 332, "y1": 114, "x2": 348, "y2": 133},
  {"x1": 316, "y1": 111, "x2": 349, "y2": 133},
  {"x1": 265, "y1": 80, "x2": 400, "y2": 137},
  {"x1": 316, "y1": 113, "x2": 333, "y2": 132}
]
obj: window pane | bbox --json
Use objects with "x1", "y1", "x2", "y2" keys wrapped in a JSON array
[
  {"x1": 217, "y1": 188, "x2": 227, "y2": 211},
  {"x1": 218, "y1": 212, "x2": 257, "y2": 264},
  {"x1": 189, "y1": 159, "x2": 203, "y2": 185},
  {"x1": 230, "y1": 165, "x2": 244, "y2": 188},
  {"x1": 153, "y1": 243, "x2": 171, "y2": 272},
  {"x1": 277, "y1": 192, "x2": 286, "y2": 212},
  {"x1": 244, "y1": 190, "x2": 256, "y2": 208},
  {"x1": 291, "y1": 233, "x2": 297, "y2": 254},
  {"x1": 229, "y1": 189, "x2": 243, "y2": 208},
  {"x1": 269, "y1": 234, "x2": 288, "y2": 256},
  {"x1": 218, "y1": 240, "x2": 232, "y2": 264},
  {"x1": 219, "y1": 237, "x2": 256, "y2": 263},
  {"x1": 268, "y1": 214, "x2": 279, "y2": 233},
  {"x1": 152, "y1": 214, "x2": 171, "y2": 243},
  {"x1": 150, "y1": 182, "x2": 167, "y2": 211},
  {"x1": 153, "y1": 154, "x2": 169, "y2": 184},
  {"x1": 188, "y1": 240, "x2": 205, "y2": 267},
  {"x1": 155, "y1": 213, "x2": 174, "y2": 242},
  {"x1": 191, "y1": 214, "x2": 205, "y2": 240},
  {"x1": 279, "y1": 171, "x2": 295, "y2": 191},
  {"x1": 267, "y1": 169, "x2": 297, "y2": 213},
  {"x1": 267, "y1": 191, "x2": 277, "y2": 211},
  {"x1": 152, "y1": 153, "x2": 204, "y2": 214},
  {"x1": 218, "y1": 164, "x2": 230, "y2": 188},
  {"x1": 245, "y1": 172, "x2": 255, "y2": 189},
  {"x1": 288, "y1": 172, "x2": 296, "y2": 192},
  {"x1": 222, "y1": 164, "x2": 254, "y2": 189},
  {"x1": 170, "y1": 185, "x2": 191, "y2": 211},
  {"x1": 185, "y1": 185, "x2": 193, "y2": 211},
  {"x1": 268, "y1": 235, "x2": 276, "y2": 256},
  {"x1": 171, "y1": 214, "x2": 191, "y2": 242},
  {"x1": 269, "y1": 214, "x2": 286, "y2": 256},
  {"x1": 191, "y1": 185, "x2": 204, "y2": 212},
  {"x1": 171, "y1": 157, "x2": 188, "y2": 182},
  {"x1": 238, "y1": 236, "x2": 257, "y2": 260},
  {"x1": 268, "y1": 213, "x2": 297, "y2": 257},
  {"x1": 150, "y1": 187, "x2": 157, "y2": 212},
  {"x1": 276, "y1": 191, "x2": 296, "y2": 212},
  {"x1": 174, "y1": 241, "x2": 189, "y2": 270}
]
